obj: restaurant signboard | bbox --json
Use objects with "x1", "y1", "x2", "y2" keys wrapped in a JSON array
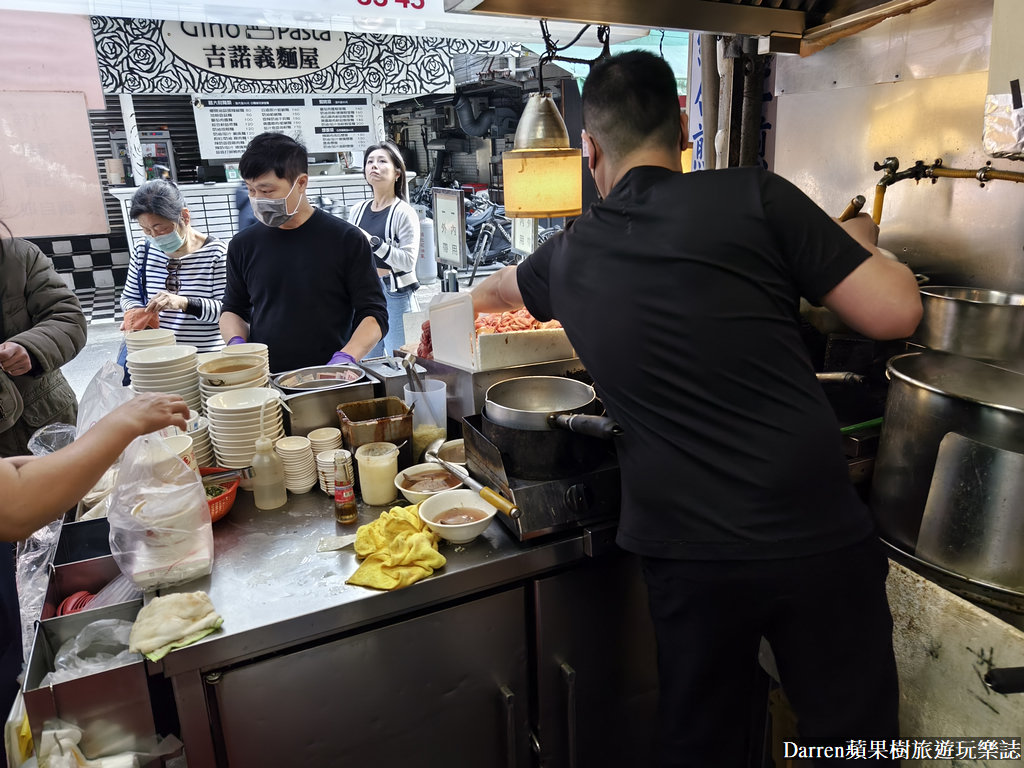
[{"x1": 92, "y1": 16, "x2": 517, "y2": 96}]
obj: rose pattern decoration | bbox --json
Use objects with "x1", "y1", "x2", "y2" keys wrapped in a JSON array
[{"x1": 91, "y1": 16, "x2": 517, "y2": 95}]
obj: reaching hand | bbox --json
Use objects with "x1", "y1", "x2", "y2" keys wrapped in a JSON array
[
  {"x1": 108, "y1": 392, "x2": 190, "y2": 436},
  {"x1": 0, "y1": 342, "x2": 31, "y2": 377}
]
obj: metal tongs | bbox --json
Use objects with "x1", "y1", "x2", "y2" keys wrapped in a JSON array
[
  {"x1": 200, "y1": 467, "x2": 252, "y2": 486},
  {"x1": 425, "y1": 438, "x2": 521, "y2": 520},
  {"x1": 402, "y1": 353, "x2": 443, "y2": 428}
]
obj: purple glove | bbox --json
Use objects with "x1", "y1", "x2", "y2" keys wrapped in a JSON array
[
  {"x1": 227, "y1": 336, "x2": 246, "y2": 346},
  {"x1": 328, "y1": 350, "x2": 357, "y2": 366}
]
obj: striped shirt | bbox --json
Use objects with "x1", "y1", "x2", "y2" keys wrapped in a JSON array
[{"x1": 121, "y1": 236, "x2": 228, "y2": 352}]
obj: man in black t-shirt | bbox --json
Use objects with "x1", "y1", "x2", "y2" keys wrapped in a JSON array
[
  {"x1": 472, "y1": 52, "x2": 922, "y2": 766},
  {"x1": 221, "y1": 132, "x2": 387, "y2": 372}
]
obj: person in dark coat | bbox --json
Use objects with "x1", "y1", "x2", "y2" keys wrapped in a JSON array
[{"x1": 0, "y1": 215, "x2": 88, "y2": 762}]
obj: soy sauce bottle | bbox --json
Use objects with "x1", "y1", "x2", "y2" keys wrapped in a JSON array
[{"x1": 334, "y1": 450, "x2": 357, "y2": 524}]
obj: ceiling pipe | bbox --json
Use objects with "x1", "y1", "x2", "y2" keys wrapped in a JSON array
[{"x1": 453, "y1": 92, "x2": 518, "y2": 137}]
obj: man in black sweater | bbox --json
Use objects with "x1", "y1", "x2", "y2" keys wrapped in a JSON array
[{"x1": 221, "y1": 132, "x2": 387, "y2": 373}]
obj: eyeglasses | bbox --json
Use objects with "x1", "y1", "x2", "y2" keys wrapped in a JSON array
[{"x1": 165, "y1": 259, "x2": 181, "y2": 292}]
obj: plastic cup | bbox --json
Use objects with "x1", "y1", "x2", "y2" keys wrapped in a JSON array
[
  {"x1": 354, "y1": 441, "x2": 399, "y2": 506},
  {"x1": 403, "y1": 379, "x2": 447, "y2": 463}
]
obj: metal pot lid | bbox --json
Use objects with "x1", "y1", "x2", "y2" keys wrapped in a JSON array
[
  {"x1": 887, "y1": 351, "x2": 1024, "y2": 413},
  {"x1": 272, "y1": 364, "x2": 364, "y2": 391}
]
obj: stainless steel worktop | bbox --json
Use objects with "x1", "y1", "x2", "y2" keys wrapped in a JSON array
[{"x1": 156, "y1": 488, "x2": 589, "y2": 677}]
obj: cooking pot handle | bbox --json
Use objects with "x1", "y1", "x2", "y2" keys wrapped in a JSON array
[{"x1": 548, "y1": 413, "x2": 623, "y2": 440}]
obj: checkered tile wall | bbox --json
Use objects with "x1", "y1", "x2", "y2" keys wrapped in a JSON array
[{"x1": 27, "y1": 234, "x2": 130, "y2": 324}]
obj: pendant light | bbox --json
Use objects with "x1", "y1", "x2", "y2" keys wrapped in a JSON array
[{"x1": 502, "y1": 92, "x2": 582, "y2": 218}]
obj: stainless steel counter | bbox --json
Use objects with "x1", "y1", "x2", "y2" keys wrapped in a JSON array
[{"x1": 156, "y1": 487, "x2": 587, "y2": 678}]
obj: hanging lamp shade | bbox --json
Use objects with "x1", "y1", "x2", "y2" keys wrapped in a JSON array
[{"x1": 502, "y1": 93, "x2": 582, "y2": 218}]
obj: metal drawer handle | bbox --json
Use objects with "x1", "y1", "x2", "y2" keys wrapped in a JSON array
[
  {"x1": 501, "y1": 684, "x2": 517, "y2": 768},
  {"x1": 561, "y1": 662, "x2": 578, "y2": 768}
]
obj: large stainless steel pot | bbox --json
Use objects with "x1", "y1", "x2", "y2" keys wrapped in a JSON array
[
  {"x1": 914, "y1": 286, "x2": 1024, "y2": 363},
  {"x1": 870, "y1": 351, "x2": 1024, "y2": 555}
]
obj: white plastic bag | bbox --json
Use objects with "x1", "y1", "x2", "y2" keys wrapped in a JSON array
[
  {"x1": 76, "y1": 361, "x2": 133, "y2": 437},
  {"x1": 39, "y1": 619, "x2": 141, "y2": 687},
  {"x1": 107, "y1": 436, "x2": 213, "y2": 591}
]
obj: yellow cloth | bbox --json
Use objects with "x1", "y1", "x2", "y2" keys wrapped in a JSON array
[{"x1": 346, "y1": 504, "x2": 446, "y2": 590}]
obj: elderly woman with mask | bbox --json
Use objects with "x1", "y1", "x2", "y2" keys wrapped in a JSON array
[
  {"x1": 121, "y1": 180, "x2": 227, "y2": 352},
  {"x1": 348, "y1": 142, "x2": 420, "y2": 357}
]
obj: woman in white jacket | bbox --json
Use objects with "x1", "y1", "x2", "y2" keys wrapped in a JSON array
[{"x1": 349, "y1": 142, "x2": 420, "y2": 356}]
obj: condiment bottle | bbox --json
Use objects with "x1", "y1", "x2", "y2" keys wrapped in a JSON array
[
  {"x1": 334, "y1": 450, "x2": 358, "y2": 524},
  {"x1": 251, "y1": 437, "x2": 287, "y2": 510}
]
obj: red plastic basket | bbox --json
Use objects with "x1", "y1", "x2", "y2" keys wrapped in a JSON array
[{"x1": 200, "y1": 467, "x2": 240, "y2": 522}]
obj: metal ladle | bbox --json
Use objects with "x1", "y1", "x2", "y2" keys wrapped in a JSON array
[{"x1": 424, "y1": 438, "x2": 520, "y2": 519}]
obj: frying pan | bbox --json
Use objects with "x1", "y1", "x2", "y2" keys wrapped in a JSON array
[{"x1": 484, "y1": 376, "x2": 622, "y2": 439}]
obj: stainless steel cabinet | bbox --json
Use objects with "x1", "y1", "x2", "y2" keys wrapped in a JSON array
[
  {"x1": 532, "y1": 550, "x2": 659, "y2": 767},
  {"x1": 205, "y1": 586, "x2": 531, "y2": 767}
]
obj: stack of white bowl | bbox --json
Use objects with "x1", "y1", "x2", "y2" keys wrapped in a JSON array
[
  {"x1": 198, "y1": 354, "x2": 270, "y2": 410},
  {"x1": 307, "y1": 427, "x2": 342, "y2": 454},
  {"x1": 206, "y1": 388, "x2": 285, "y2": 469},
  {"x1": 190, "y1": 416, "x2": 214, "y2": 467},
  {"x1": 274, "y1": 436, "x2": 318, "y2": 494},
  {"x1": 126, "y1": 345, "x2": 202, "y2": 414},
  {"x1": 316, "y1": 449, "x2": 348, "y2": 496},
  {"x1": 124, "y1": 328, "x2": 175, "y2": 354},
  {"x1": 222, "y1": 342, "x2": 271, "y2": 378}
]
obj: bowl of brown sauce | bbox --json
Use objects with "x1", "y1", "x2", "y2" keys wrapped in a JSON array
[
  {"x1": 394, "y1": 463, "x2": 464, "y2": 504},
  {"x1": 417, "y1": 489, "x2": 497, "y2": 544}
]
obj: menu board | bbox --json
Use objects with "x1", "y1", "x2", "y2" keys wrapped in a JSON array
[
  {"x1": 432, "y1": 187, "x2": 468, "y2": 268},
  {"x1": 193, "y1": 94, "x2": 377, "y2": 159}
]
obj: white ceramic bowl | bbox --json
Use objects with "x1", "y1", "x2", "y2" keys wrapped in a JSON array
[
  {"x1": 198, "y1": 355, "x2": 267, "y2": 385},
  {"x1": 436, "y1": 439, "x2": 466, "y2": 466},
  {"x1": 200, "y1": 376, "x2": 269, "y2": 393},
  {"x1": 222, "y1": 342, "x2": 269, "y2": 359},
  {"x1": 206, "y1": 387, "x2": 281, "y2": 413},
  {"x1": 417, "y1": 489, "x2": 495, "y2": 544},
  {"x1": 124, "y1": 328, "x2": 175, "y2": 346},
  {"x1": 275, "y1": 436, "x2": 312, "y2": 453},
  {"x1": 208, "y1": 423, "x2": 282, "y2": 440},
  {"x1": 307, "y1": 427, "x2": 342, "y2": 443},
  {"x1": 130, "y1": 371, "x2": 198, "y2": 388},
  {"x1": 394, "y1": 462, "x2": 465, "y2": 504},
  {"x1": 126, "y1": 345, "x2": 198, "y2": 366}
]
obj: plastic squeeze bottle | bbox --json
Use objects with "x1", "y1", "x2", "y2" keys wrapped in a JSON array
[{"x1": 251, "y1": 437, "x2": 287, "y2": 510}]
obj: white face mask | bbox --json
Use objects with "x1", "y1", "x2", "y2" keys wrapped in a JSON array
[{"x1": 249, "y1": 177, "x2": 301, "y2": 228}]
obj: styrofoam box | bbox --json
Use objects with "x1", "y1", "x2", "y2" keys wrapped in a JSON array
[{"x1": 427, "y1": 293, "x2": 575, "y2": 372}]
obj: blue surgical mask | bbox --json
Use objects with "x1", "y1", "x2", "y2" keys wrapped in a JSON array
[
  {"x1": 249, "y1": 178, "x2": 301, "y2": 228},
  {"x1": 148, "y1": 227, "x2": 184, "y2": 253}
]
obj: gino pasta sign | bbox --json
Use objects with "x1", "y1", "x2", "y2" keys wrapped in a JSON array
[
  {"x1": 161, "y1": 22, "x2": 348, "y2": 81},
  {"x1": 92, "y1": 16, "x2": 516, "y2": 95}
]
